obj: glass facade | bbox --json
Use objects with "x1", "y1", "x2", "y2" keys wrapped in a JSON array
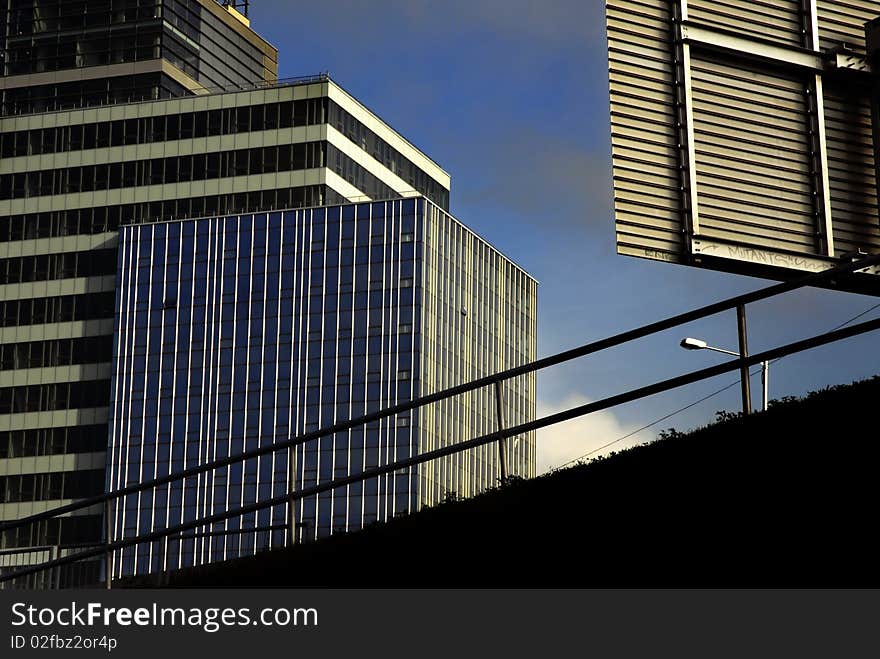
[
  {"x1": 0, "y1": 141, "x2": 328, "y2": 200},
  {"x1": 0, "y1": 1, "x2": 452, "y2": 589},
  {"x1": 1, "y1": 74, "x2": 190, "y2": 118},
  {"x1": 0, "y1": 97, "x2": 327, "y2": 156},
  {"x1": 162, "y1": 0, "x2": 276, "y2": 90},
  {"x1": 3, "y1": 1, "x2": 164, "y2": 77},
  {"x1": 1, "y1": 0, "x2": 278, "y2": 115},
  {"x1": 108, "y1": 198, "x2": 536, "y2": 576}
]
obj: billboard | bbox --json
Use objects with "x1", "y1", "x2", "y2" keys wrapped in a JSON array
[{"x1": 607, "y1": 0, "x2": 880, "y2": 294}]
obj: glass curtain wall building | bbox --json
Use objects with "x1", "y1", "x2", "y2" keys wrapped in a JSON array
[
  {"x1": 108, "y1": 198, "x2": 536, "y2": 576},
  {"x1": 0, "y1": 0, "x2": 451, "y2": 587}
]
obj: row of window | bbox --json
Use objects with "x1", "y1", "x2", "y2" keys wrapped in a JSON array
[
  {"x1": 0, "y1": 469, "x2": 106, "y2": 504},
  {"x1": 0, "y1": 141, "x2": 327, "y2": 199},
  {"x1": 0, "y1": 335, "x2": 114, "y2": 371},
  {"x1": 1, "y1": 71, "x2": 187, "y2": 116},
  {"x1": 327, "y1": 102, "x2": 449, "y2": 209},
  {"x1": 0, "y1": 160, "x2": 398, "y2": 242},
  {"x1": 0, "y1": 423, "x2": 108, "y2": 459},
  {"x1": 125, "y1": 289, "x2": 417, "y2": 328},
  {"x1": 0, "y1": 378, "x2": 111, "y2": 414},
  {"x1": 0, "y1": 513, "x2": 103, "y2": 553},
  {"x1": 0, "y1": 206, "x2": 118, "y2": 242},
  {"x1": 0, "y1": 291, "x2": 116, "y2": 328},
  {"x1": 4, "y1": 562, "x2": 102, "y2": 589},
  {"x1": 1, "y1": 98, "x2": 328, "y2": 157},
  {"x1": 326, "y1": 144, "x2": 397, "y2": 202},
  {"x1": 0, "y1": 98, "x2": 447, "y2": 207},
  {"x1": 0, "y1": 184, "x2": 338, "y2": 242},
  {"x1": 117, "y1": 199, "x2": 422, "y2": 254},
  {"x1": 5, "y1": 1, "x2": 160, "y2": 36},
  {"x1": 162, "y1": 27, "x2": 198, "y2": 80},
  {"x1": 4, "y1": 23, "x2": 162, "y2": 76},
  {"x1": 0, "y1": 248, "x2": 117, "y2": 285}
]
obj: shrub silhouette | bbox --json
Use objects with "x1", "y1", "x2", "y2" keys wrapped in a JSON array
[{"x1": 126, "y1": 376, "x2": 880, "y2": 588}]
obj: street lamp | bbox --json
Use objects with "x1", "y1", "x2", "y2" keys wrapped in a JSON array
[{"x1": 679, "y1": 337, "x2": 769, "y2": 412}]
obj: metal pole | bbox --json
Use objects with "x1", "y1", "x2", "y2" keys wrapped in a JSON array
[
  {"x1": 761, "y1": 360, "x2": 769, "y2": 412},
  {"x1": 494, "y1": 380, "x2": 509, "y2": 484},
  {"x1": 736, "y1": 304, "x2": 752, "y2": 415},
  {"x1": 104, "y1": 499, "x2": 113, "y2": 590}
]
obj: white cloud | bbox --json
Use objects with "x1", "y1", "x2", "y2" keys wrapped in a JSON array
[{"x1": 535, "y1": 394, "x2": 648, "y2": 474}]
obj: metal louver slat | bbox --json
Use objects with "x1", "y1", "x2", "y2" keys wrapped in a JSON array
[
  {"x1": 689, "y1": 54, "x2": 818, "y2": 251},
  {"x1": 816, "y1": 0, "x2": 879, "y2": 53},
  {"x1": 608, "y1": 0, "x2": 685, "y2": 263},
  {"x1": 688, "y1": 0, "x2": 806, "y2": 46},
  {"x1": 823, "y1": 80, "x2": 880, "y2": 255},
  {"x1": 607, "y1": 0, "x2": 880, "y2": 293}
]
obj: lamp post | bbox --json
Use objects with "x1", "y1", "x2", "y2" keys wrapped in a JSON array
[{"x1": 679, "y1": 337, "x2": 769, "y2": 412}]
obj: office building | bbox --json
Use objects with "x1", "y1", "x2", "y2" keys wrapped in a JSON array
[
  {"x1": 1, "y1": 0, "x2": 277, "y2": 115},
  {"x1": 0, "y1": 0, "x2": 275, "y2": 587},
  {"x1": 1, "y1": 0, "x2": 533, "y2": 586},
  {"x1": 107, "y1": 198, "x2": 536, "y2": 576},
  {"x1": 0, "y1": 0, "x2": 451, "y2": 587}
]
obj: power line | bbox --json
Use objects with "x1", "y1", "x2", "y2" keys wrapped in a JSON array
[
  {"x1": 551, "y1": 300, "x2": 880, "y2": 472},
  {"x1": 552, "y1": 378, "x2": 741, "y2": 471},
  {"x1": 828, "y1": 301, "x2": 880, "y2": 331}
]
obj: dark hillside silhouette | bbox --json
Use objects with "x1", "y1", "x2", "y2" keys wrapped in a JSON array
[{"x1": 126, "y1": 376, "x2": 880, "y2": 587}]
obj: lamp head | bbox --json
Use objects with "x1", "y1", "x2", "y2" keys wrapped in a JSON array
[{"x1": 680, "y1": 337, "x2": 708, "y2": 350}]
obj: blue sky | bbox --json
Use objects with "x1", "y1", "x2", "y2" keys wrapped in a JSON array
[{"x1": 250, "y1": 0, "x2": 880, "y2": 471}]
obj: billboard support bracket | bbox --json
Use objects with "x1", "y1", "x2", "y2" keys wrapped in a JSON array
[{"x1": 673, "y1": 2, "x2": 701, "y2": 242}]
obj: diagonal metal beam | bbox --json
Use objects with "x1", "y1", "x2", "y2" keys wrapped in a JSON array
[
  {"x1": 3, "y1": 313, "x2": 880, "y2": 584},
  {"x1": 2, "y1": 253, "x2": 879, "y2": 536}
]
